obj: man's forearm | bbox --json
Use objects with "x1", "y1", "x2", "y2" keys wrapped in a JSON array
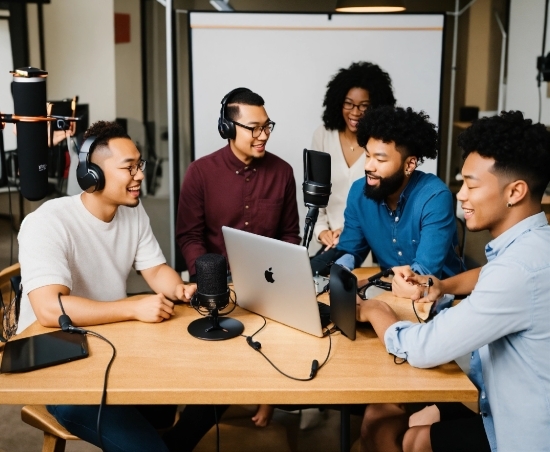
[
  {"x1": 357, "y1": 297, "x2": 400, "y2": 346},
  {"x1": 440, "y1": 267, "x2": 481, "y2": 295},
  {"x1": 141, "y1": 264, "x2": 186, "y2": 299}
]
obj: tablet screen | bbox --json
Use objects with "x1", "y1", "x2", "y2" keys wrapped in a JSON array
[{"x1": 0, "y1": 330, "x2": 89, "y2": 373}]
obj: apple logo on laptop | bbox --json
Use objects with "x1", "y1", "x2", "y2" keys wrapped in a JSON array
[{"x1": 264, "y1": 267, "x2": 275, "y2": 283}]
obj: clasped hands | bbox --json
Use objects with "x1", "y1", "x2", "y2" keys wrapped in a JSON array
[
  {"x1": 391, "y1": 265, "x2": 442, "y2": 302},
  {"x1": 356, "y1": 266, "x2": 442, "y2": 323}
]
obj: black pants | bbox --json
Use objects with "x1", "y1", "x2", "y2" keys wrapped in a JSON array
[{"x1": 163, "y1": 405, "x2": 229, "y2": 452}]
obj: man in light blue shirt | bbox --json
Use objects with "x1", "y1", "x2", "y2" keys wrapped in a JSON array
[
  {"x1": 357, "y1": 111, "x2": 550, "y2": 452},
  {"x1": 335, "y1": 106, "x2": 464, "y2": 297}
]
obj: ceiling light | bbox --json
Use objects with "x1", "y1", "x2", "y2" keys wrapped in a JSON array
[
  {"x1": 210, "y1": 0, "x2": 234, "y2": 12},
  {"x1": 335, "y1": 0, "x2": 406, "y2": 13}
]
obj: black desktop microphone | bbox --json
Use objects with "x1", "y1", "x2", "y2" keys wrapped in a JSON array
[
  {"x1": 188, "y1": 254, "x2": 244, "y2": 340},
  {"x1": 12, "y1": 68, "x2": 49, "y2": 201},
  {"x1": 303, "y1": 149, "x2": 331, "y2": 208},
  {"x1": 302, "y1": 149, "x2": 331, "y2": 249},
  {"x1": 192, "y1": 253, "x2": 230, "y2": 311}
]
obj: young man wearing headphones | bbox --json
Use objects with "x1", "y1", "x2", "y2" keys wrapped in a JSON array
[
  {"x1": 17, "y1": 121, "x2": 196, "y2": 452},
  {"x1": 168, "y1": 88, "x2": 301, "y2": 444},
  {"x1": 176, "y1": 87, "x2": 301, "y2": 279}
]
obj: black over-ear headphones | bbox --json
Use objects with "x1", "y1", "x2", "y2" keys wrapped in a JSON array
[
  {"x1": 77, "y1": 135, "x2": 105, "y2": 193},
  {"x1": 217, "y1": 87, "x2": 252, "y2": 140}
]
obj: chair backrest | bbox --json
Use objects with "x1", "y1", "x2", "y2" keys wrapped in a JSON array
[{"x1": 0, "y1": 263, "x2": 21, "y2": 341}]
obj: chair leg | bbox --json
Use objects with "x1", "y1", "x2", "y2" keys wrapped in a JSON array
[{"x1": 42, "y1": 432, "x2": 66, "y2": 452}]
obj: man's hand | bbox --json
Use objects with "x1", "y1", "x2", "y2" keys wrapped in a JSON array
[
  {"x1": 319, "y1": 228, "x2": 342, "y2": 250},
  {"x1": 132, "y1": 294, "x2": 175, "y2": 322},
  {"x1": 409, "y1": 405, "x2": 440, "y2": 427},
  {"x1": 406, "y1": 274, "x2": 443, "y2": 303},
  {"x1": 174, "y1": 283, "x2": 197, "y2": 303},
  {"x1": 391, "y1": 265, "x2": 419, "y2": 298}
]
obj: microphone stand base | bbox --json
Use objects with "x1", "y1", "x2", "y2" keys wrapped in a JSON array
[{"x1": 188, "y1": 317, "x2": 244, "y2": 341}]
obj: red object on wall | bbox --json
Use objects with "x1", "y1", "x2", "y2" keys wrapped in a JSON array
[{"x1": 114, "y1": 13, "x2": 130, "y2": 44}]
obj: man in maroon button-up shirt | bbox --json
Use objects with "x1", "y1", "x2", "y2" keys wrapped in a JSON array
[{"x1": 176, "y1": 88, "x2": 300, "y2": 278}]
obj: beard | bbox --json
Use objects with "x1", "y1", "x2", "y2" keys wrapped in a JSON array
[{"x1": 363, "y1": 169, "x2": 406, "y2": 202}]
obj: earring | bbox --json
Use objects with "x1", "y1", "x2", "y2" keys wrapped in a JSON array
[
  {"x1": 507, "y1": 202, "x2": 513, "y2": 208},
  {"x1": 405, "y1": 170, "x2": 411, "y2": 177}
]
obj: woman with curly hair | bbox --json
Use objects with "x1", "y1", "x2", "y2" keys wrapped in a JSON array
[{"x1": 310, "y1": 61, "x2": 396, "y2": 275}]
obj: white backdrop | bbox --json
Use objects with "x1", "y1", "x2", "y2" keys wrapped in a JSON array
[
  {"x1": 0, "y1": 18, "x2": 16, "y2": 151},
  {"x1": 188, "y1": 12, "x2": 445, "y2": 242}
]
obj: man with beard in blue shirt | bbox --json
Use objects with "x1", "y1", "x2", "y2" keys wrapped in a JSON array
[{"x1": 334, "y1": 106, "x2": 464, "y2": 298}]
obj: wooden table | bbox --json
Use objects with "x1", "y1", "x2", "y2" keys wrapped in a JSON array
[{"x1": 0, "y1": 269, "x2": 476, "y2": 450}]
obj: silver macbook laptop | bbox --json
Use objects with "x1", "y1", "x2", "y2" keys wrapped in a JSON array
[{"x1": 222, "y1": 226, "x2": 324, "y2": 337}]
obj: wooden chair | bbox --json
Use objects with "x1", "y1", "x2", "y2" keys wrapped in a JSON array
[
  {"x1": 0, "y1": 264, "x2": 71, "y2": 452},
  {"x1": 21, "y1": 405, "x2": 79, "y2": 452},
  {"x1": 0, "y1": 263, "x2": 20, "y2": 312},
  {"x1": 0, "y1": 263, "x2": 76, "y2": 452}
]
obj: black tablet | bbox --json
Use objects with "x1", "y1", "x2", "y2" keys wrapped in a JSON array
[{"x1": 0, "y1": 330, "x2": 89, "y2": 373}]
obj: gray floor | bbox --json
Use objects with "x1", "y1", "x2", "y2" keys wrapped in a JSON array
[{"x1": 0, "y1": 192, "x2": 490, "y2": 451}]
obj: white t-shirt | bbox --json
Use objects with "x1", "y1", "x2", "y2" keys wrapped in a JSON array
[
  {"x1": 310, "y1": 125, "x2": 365, "y2": 242},
  {"x1": 17, "y1": 194, "x2": 166, "y2": 333}
]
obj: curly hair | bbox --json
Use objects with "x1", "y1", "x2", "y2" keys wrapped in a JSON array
[
  {"x1": 322, "y1": 61, "x2": 396, "y2": 131},
  {"x1": 83, "y1": 120, "x2": 130, "y2": 154},
  {"x1": 356, "y1": 106, "x2": 438, "y2": 163},
  {"x1": 458, "y1": 110, "x2": 550, "y2": 199},
  {"x1": 226, "y1": 89, "x2": 265, "y2": 121}
]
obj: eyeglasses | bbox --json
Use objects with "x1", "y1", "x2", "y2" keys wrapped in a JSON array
[
  {"x1": 231, "y1": 120, "x2": 275, "y2": 138},
  {"x1": 126, "y1": 159, "x2": 147, "y2": 176},
  {"x1": 343, "y1": 101, "x2": 370, "y2": 112}
]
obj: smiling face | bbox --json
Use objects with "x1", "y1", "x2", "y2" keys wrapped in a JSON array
[
  {"x1": 229, "y1": 104, "x2": 271, "y2": 165},
  {"x1": 363, "y1": 137, "x2": 416, "y2": 203},
  {"x1": 342, "y1": 87, "x2": 370, "y2": 134},
  {"x1": 457, "y1": 152, "x2": 514, "y2": 237},
  {"x1": 94, "y1": 137, "x2": 144, "y2": 209}
]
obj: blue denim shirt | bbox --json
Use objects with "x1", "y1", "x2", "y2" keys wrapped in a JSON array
[
  {"x1": 385, "y1": 212, "x2": 550, "y2": 452},
  {"x1": 336, "y1": 171, "x2": 464, "y2": 278}
]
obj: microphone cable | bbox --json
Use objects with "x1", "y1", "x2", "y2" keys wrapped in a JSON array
[
  {"x1": 242, "y1": 313, "x2": 332, "y2": 382},
  {"x1": 58, "y1": 293, "x2": 116, "y2": 452}
]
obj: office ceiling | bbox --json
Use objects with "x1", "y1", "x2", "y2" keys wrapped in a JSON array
[{"x1": 173, "y1": 0, "x2": 465, "y2": 13}]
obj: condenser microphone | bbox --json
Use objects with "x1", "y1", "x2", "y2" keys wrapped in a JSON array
[
  {"x1": 12, "y1": 67, "x2": 49, "y2": 201},
  {"x1": 193, "y1": 253, "x2": 230, "y2": 311},
  {"x1": 302, "y1": 149, "x2": 331, "y2": 249},
  {"x1": 303, "y1": 149, "x2": 331, "y2": 208},
  {"x1": 188, "y1": 254, "x2": 244, "y2": 341}
]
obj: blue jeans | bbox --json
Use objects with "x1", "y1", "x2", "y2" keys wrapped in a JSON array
[{"x1": 47, "y1": 404, "x2": 176, "y2": 452}]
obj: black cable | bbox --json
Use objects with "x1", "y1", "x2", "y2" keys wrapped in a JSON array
[
  {"x1": 539, "y1": 84, "x2": 543, "y2": 124},
  {"x1": 57, "y1": 293, "x2": 116, "y2": 451},
  {"x1": 214, "y1": 405, "x2": 220, "y2": 452},
  {"x1": 82, "y1": 330, "x2": 116, "y2": 452},
  {"x1": 242, "y1": 313, "x2": 332, "y2": 381},
  {"x1": 411, "y1": 300, "x2": 426, "y2": 324}
]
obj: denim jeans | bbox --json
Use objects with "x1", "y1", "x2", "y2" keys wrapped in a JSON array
[{"x1": 47, "y1": 404, "x2": 176, "y2": 452}]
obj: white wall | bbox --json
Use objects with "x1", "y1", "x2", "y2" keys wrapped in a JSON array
[
  {"x1": 507, "y1": 0, "x2": 550, "y2": 122},
  {"x1": 114, "y1": 0, "x2": 142, "y2": 123},
  {"x1": 41, "y1": 0, "x2": 116, "y2": 123}
]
